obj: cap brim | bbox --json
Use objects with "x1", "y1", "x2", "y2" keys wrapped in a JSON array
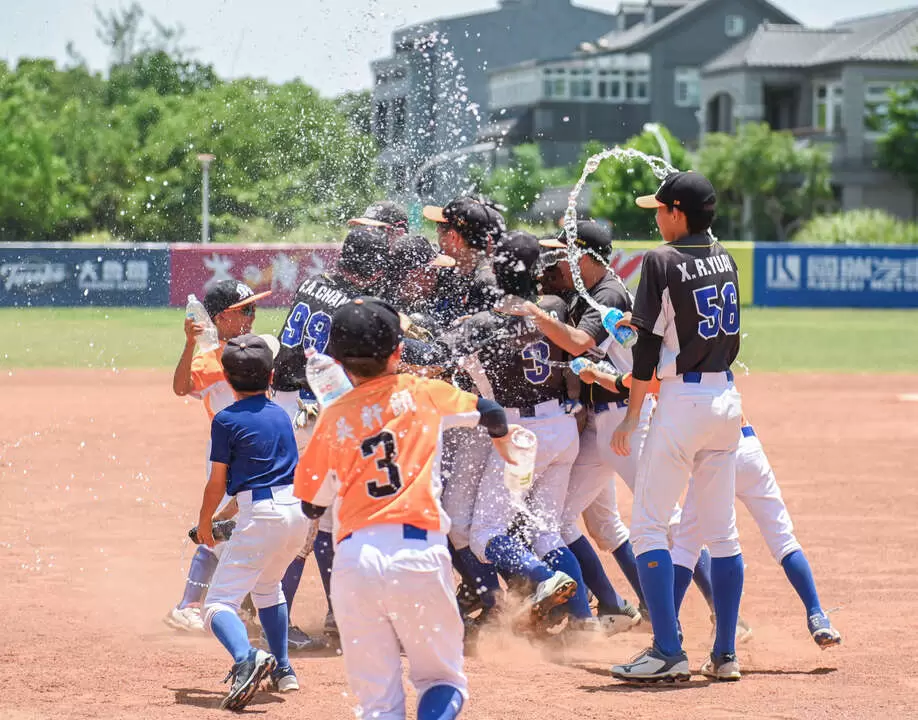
[
  {"x1": 431, "y1": 254, "x2": 456, "y2": 267},
  {"x1": 538, "y1": 237, "x2": 567, "y2": 249},
  {"x1": 422, "y1": 205, "x2": 447, "y2": 223},
  {"x1": 347, "y1": 217, "x2": 389, "y2": 228},
  {"x1": 227, "y1": 290, "x2": 272, "y2": 309},
  {"x1": 257, "y1": 334, "x2": 281, "y2": 358},
  {"x1": 636, "y1": 194, "x2": 665, "y2": 209}
]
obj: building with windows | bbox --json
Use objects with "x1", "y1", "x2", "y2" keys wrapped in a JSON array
[
  {"x1": 700, "y1": 7, "x2": 918, "y2": 218},
  {"x1": 483, "y1": 0, "x2": 797, "y2": 167},
  {"x1": 369, "y1": 0, "x2": 621, "y2": 202}
]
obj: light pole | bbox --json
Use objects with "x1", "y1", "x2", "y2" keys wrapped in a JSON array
[
  {"x1": 197, "y1": 153, "x2": 215, "y2": 244},
  {"x1": 642, "y1": 123, "x2": 671, "y2": 165}
]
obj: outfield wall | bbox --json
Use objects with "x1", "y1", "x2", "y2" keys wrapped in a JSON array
[{"x1": 1, "y1": 242, "x2": 916, "y2": 308}]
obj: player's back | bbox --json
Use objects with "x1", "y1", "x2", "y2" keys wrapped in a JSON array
[{"x1": 295, "y1": 373, "x2": 480, "y2": 542}]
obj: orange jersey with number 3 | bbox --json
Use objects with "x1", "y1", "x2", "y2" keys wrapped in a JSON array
[{"x1": 294, "y1": 374, "x2": 481, "y2": 543}]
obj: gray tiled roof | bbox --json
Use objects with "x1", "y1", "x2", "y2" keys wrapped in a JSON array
[{"x1": 705, "y1": 7, "x2": 918, "y2": 72}]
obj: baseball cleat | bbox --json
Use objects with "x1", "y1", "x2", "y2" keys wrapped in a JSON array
[
  {"x1": 286, "y1": 624, "x2": 327, "y2": 652},
  {"x1": 267, "y1": 665, "x2": 299, "y2": 693},
  {"x1": 611, "y1": 644, "x2": 691, "y2": 683},
  {"x1": 598, "y1": 601, "x2": 641, "y2": 636},
  {"x1": 807, "y1": 612, "x2": 842, "y2": 649},
  {"x1": 700, "y1": 652, "x2": 741, "y2": 681},
  {"x1": 163, "y1": 606, "x2": 205, "y2": 632},
  {"x1": 515, "y1": 571, "x2": 577, "y2": 632},
  {"x1": 456, "y1": 582, "x2": 485, "y2": 618},
  {"x1": 221, "y1": 648, "x2": 276, "y2": 711}
]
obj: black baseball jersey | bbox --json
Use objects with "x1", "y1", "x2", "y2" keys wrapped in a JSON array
[
  {"x1": 438, "y1": 295, "x2": 569, "y2": 408},
  {"x1": 273, "y1": 274, "x2": 361, "y2": 392},
  {"x1": 631, "y1": 234, "x2": 740, "y2": 378},
  {"x1": 430, "y1": 259, "x2": 501, "y2": 330}
]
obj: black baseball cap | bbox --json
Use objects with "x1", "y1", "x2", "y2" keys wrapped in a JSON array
[
  {"x1": 422, "y1": 197, "x2": 506, "y2": 250},
  {"x1": 636, "y1": 171, "x2": 716, "y2": 213},
  {"x1": 328, "y1": 297, "x2": 403, "y2": 361},
  {"x1": 337, "y1": 226, "x2": 391, "y2": 276},
  {"x1": 493, "y1": 231, "x2": 541, "y2": 298},
  {"x1": 348, "y1": 201, "x2": 408, "y2": 231},
  {"x1": 203, "y1": 280, "x2": 272, "y2": 319},
  {"x1": 392, "y1": 234, "x2": 456, "y2": 272},
  {"x1": 539, "y1": 220, "x2": 613, "y2": 262},
  {"x1": 220, "y1": 333, "x2": 277, "y2": 390}
]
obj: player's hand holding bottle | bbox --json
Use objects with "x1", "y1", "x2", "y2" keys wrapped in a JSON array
[
  {"x1": 491, "y1": 423, "x2": 525, "y2": 466},
  {"x1": 184, "y1": 317, "x2": 208, "y2": 345}
]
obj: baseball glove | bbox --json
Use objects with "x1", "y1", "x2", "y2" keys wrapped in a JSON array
[{"x1": 188, "y1": 519, "x2": 237, "y2": 545}]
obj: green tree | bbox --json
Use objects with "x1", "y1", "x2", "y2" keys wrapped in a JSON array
[
  {"x1": 878, "y1": 83, "x2": 918, "y2": 203},
  {"x1": 697, "y1": 123, "x2": 834, "y2": 241},
  {"x1": 587, "y1": 126, "x2": 689, "y2": 239},
  {"x1": 334, "y1": 90, "x2": 373, "y2": 135}
]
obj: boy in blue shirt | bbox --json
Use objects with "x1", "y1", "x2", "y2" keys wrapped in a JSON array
[{"x1": 196, "y1": 334, "x2": 308, "y2": 711}]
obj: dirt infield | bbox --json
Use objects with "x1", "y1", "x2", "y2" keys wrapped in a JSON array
[{"x1": 2, "y1": 369, "x2": 916, "y2": 720}]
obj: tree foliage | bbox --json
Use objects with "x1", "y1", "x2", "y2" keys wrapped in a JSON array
[
  {"x1": 793, "y1": 209, "x2": 918, "y2": 245},
  {"x1": 0, "y1": 8, "x2": 378, "y2": 242},
  {"x1": 877, "y1": 83, "x2": 918, "y2": 199},
  {"x1": 696, "y1": 123, "x2": 834, "y2": 241}
]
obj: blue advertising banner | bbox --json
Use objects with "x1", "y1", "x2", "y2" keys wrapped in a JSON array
[
  {"x1": 754, "y1": 244, "x2": 918, "y2": 308},
  {"x1": 0, "y1": 245, "x2": 171, "y2": 307}
]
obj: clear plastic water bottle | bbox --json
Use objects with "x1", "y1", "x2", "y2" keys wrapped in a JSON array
[
  {"x1": 569, "y1": 357, "x2": 593, "y2": 376},
  {"x1": 305, "y1": 348, "x2": 353, "y2": 408},
  {"x1": 601, "y1": 307, "x2": 637, "y2": 349},
  {"x1": 569, "y1": 357, "x2": 617, "y2": 377},
  {"x1": 503, "y1": 427, "x2": 538, "y2": 493},
  {"x1": 185, "y1": 294, "x2": 219, "y2": 353}
]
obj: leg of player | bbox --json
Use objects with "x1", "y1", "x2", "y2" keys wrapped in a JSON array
[
  {"x1": 164, "y1": 545, "x2": 217, "y2": 632},
  {"x1": 277, "y1": 541, "x2": 327, "y2": 652},
  {"x1": 736, "y1": 426, "x2": 841, "y2": 648},
  {"x1": 313, "y1": 516, "x2": 338, "y2": 640}
]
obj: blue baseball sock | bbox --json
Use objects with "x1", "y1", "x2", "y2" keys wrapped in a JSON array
[
  {"x1": 484, "y1": 535, "x2": 553, "y2": 585},
  {"x1": 456, "y1": 547, "x2": 500, "y2": 609},
  {"x1": 542, "y1": 546, "x2": 593, "y2": 619},
  {"x1": 781, "y1": 550, "x2": 822, "y2": 616},
  {"x1": 210, "y1": 610, "x2": 252, "y2": 663},
  {"x1": 417, "y1": 684, "x2": 464, "y2": 720},
  {"x1": 611, "y1": 540, "x2": 645, "y2": 606},
  {"x1": 636, "y1": 549, "x2": 681, "y2": 657},
  {"x1": 568, "y1": 535, "x2": 624, "y2": 612},
  {"x1": 313, "y1": 530, "x2": 334, "y2": 613},
  {"x1": 281, "y1": 556, "x2": 306, "y2": 610},
  {"x1": 711, "y1": 553, "x2": 745, "y2": 657},
  {"x1": 179, "y1": 545, "x2": 218, "y2": 609},
  {"x1": 673, "y1": 563, "x2": 694, "y2": 617},
  {"x1": 693, "y1": 547, "x2": 715, "y2": 611},
  {"x1": 258, "y1": 602, "x2": 290, "y2": 670}
]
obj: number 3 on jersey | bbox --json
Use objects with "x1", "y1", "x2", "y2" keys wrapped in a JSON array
[
  {"x1": 522, "y1": 341, "x2": 551, "y2": 384},
  {"x1": 280, "y1": 301, "x2": 332, "y2": 352},
  {"x1": 693, "y1": 282, "x2": 739, "y2": 339},
  {"x1": 361, "y1": 430, "x2": 402, "y2": 499}
]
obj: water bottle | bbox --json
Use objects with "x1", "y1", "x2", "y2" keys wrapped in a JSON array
[
  {"x1": 569, "y1": 357, "x2": 617, "y2": 377},
  {"x1": 305, "y1": 348, "x2": 353, "y2": 408},
  {"x1": 503, "y1": 427, "x2": 538, "y2": 493},
  {"x1": 186, "y1": 294, "x2": 219, "y2": 353},
  {"x1": 601, "y1": 307, "x2": 637, "y2": 349}
]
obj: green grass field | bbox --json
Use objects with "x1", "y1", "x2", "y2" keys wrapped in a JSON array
[{"x1": 2, "y1": 307, "x2": 916, "y2": 373}]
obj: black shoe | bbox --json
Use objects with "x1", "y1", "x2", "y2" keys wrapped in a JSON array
[{"x1": 221, "y1": 649, "x2": 276, "y2": 711}]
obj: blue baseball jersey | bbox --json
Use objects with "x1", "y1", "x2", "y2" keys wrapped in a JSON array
[{"x1": 210, "y1": 394, "x2": 298, "y2": 496}]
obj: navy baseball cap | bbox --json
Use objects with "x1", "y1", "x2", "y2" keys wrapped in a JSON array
[
  {"x1": 203, "y1": 280, "x2": 272, "y2": 319},
  {"x1": 392, "y1": 234, "x2": 456, "y2": 272},
  {"x1": 636, "y1": 171, "x2": 716, "y2": 213},
  {"x1": 423, "y1": 197, "x2": 506, "y2": 250},
  {"x1": 493, "y1": 231, "x2": 541, "y2": 298},
  {"x1": 220, "y1": 333, "x2": 279, "y2": 390},
  {"x1": 337, "y1": 226, "x2": 390, "y2": 277},
  {"x1": 347, "y1": 201, "x2": 409, "y2": 231},
  {"x1": 328, "y1": 298, "x2": 403, "y2": 361},
  {"x1": 539, "y1": 220, "x2": 613, "y2": 262}
]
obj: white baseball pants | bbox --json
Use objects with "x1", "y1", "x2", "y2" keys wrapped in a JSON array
[
  {"x1": 631, "y1": 374, "x2": 743, "y2": 559},
  {"x1": 470, "y1": 401, "x2": 579, "y2": 561},
  {"x1": 671, "y1": 426, "x2": 802, "y2": 569},
  {"x1": 441, "y1": 425, "x2": 493, "y2": 551},
  {"x1": 203, "y1": 484, "x2": 308, "y2": 626},
  {"x1": 331, "y1": 524, "x2": 467, "y2": 720}
]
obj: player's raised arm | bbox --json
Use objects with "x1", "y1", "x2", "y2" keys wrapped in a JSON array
[{"x1": 173, "y1": 317, "x2": 204, "y2": 396}]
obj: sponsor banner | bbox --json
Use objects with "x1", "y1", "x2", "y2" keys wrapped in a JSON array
[
  {"x1": 754, "y1": 244, "x2": 918, "y2": 308},
  {"x1": 611, "y1": 241, "x2": 754, "y2": 306},
  {"x1": 169, "y1": 244, "x2": 341, "y2": 308},
  {"x1": 0, "y1": 246, "x2": 170, "y2": 307}
]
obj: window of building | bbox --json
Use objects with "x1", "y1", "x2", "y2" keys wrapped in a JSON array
[
  {"x1": 392, "y1": 97, "x2": 407, "y2": 143},
  {"x1": 814, "y1": 82, "x2": 844, "y2": 133},
  {"x1": 625, "y1": 70, "x2": 650, "y2": 102},
  {"x1": 863, "y1": 82, "x2": 895, "y2": 136},
  {"x1": 375, "y1": 101, "x2": 389, "y2": 147},
  {"x1": 569, "y1": 69, "x2": 593, "y2": 99},
  {"x1": 674, "y1": 68, "x2": 700, "y2": 108},
  {"x1": 725, "y1": 15, "x2": 745, "y2": 37},
  {"x1": 543, "y1": 68, "x2": 567, "y2": 99}
]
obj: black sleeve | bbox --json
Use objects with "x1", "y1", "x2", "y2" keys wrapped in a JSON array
[
  {"x1": 401, "y1": 338, "x2": 451, "y2": 366},
  {"x1": 301, "y1": 501, "x2": 326, "y2": 519},
  {"x1": 576, "y1": 280, "x2": 630, "y2": 345},
  {"x1": 631, "y1": 250, "x2": 667, "y2": 335},
  {"x1": 631, "y1": 328, "x2": 663, "y2": 382},
  {"x1": 476, "y1": 397, "x2": 509, "y2": 438}
]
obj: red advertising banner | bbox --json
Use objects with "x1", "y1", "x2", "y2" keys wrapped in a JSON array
[{"x1": 169, "y1": 244, "x2": 341, "y2": 308}]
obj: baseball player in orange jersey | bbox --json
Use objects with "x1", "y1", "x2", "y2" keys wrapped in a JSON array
[
  {"x1": 295, "y1": 298, "x2": 519, "y2": 720},
  {"x1": 164, "y1": 280, "x2": 270, "y2": 633}
]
